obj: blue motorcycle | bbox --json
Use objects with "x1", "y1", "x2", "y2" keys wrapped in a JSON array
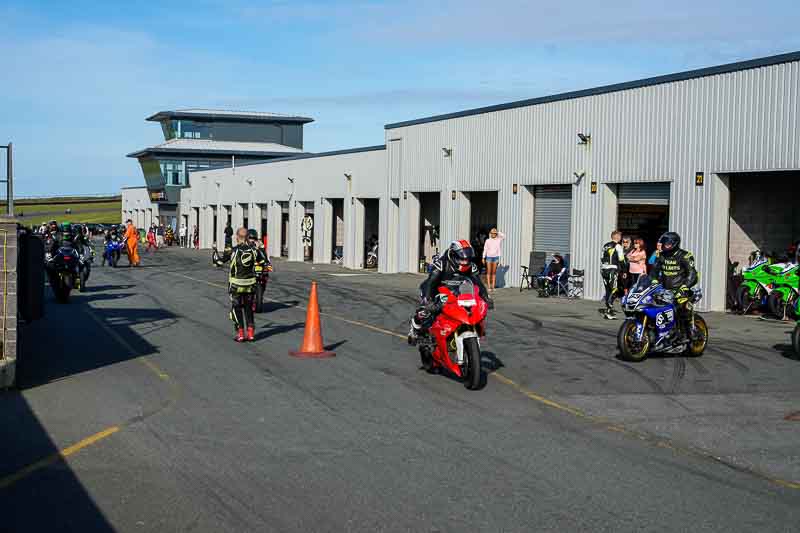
[
  {"x1": 617, "y1": 276, "x2": 708, "y2": 362},
  {"x1": 104, "y1": 237, "x2": 124, "y2": 268}
]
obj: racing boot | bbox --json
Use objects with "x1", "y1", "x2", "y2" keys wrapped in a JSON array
[
  {"x1": 235, "y1": 328, "x2": 246, "y2": 343},
  {"x1": 246, "y1": 326, "x2": 256, "y2": 342}
]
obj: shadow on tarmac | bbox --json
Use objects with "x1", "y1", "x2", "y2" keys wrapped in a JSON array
[
  {"x1": 255, "y1": 321, "x2": 305, "y2": 341},
  {"x1": 0, "y1": 284, "x2": 168, "y2": 530}
]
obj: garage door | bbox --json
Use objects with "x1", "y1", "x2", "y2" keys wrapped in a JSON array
[
  {"x1": 534, "y1": 185, "x2": 572, "y2": 254},
  {"x1": 617, "y1": 183, "x2": 670, "y2": 205}
]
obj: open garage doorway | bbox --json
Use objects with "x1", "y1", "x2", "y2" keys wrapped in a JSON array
[
  {"x1": 279, "y1": 201, "x2": 289, "y2": 257},
  {"x1": 240, "y1": 203, "x2": 249, "y2": 230},
  {"x1": 362, "y1": 199, "x2": 380, "y2": 269},
  {"x1": 462, "y1": 191, "x2": 498, "y2": 271},
  {"x1": 257, "y1": 204, "x2": 268, "y2": 244},
  {"x1": 728, "y1": 171, "x2": 800, "y2": 271},
  {"x1": 330, "y1": 199, "x2": 344, "y2": 264},
  {"x1": 418, "y1": 192, "x2": 440, "y2": 271},
  {"x1": 301, "y1": 201, "x2": 314, "y2": 261},
  {"x1": 616, "y1": 183, "x2": 670, "y2": 255}
]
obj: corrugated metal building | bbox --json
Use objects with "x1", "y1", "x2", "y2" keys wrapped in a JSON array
[
  {"x1": 122, "y1": 51, "x2": 800, "y2": 311},
  {"x1": 379, "y1": 51, "x2": 800, "y2": 311}
]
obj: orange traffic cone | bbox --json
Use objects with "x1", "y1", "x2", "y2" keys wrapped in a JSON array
[{"x1": 290, "y1": 281, "x2": 336, "y2": 358}]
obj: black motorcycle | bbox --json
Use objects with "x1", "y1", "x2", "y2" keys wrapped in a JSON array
[
  {"x1": 77, "y1": 243, "x2": 94, "y2": 292},
  {"x1": 253, "y1": 262, "x2": 271, "y2": 313},
  {"x1": 46, "y1": 245, "x2": 80, "y2": 303}
]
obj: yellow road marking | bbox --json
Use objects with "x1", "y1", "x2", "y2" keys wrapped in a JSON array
[
  {"x1": 0, "y1": 426, "x2": 120, "y2": 490},
  {"x1": 164, "y1": 268, "x2": 800, "y2": 490},
  {"x1": 84, "y1": 304, "x2": 170, "y2": 381}
]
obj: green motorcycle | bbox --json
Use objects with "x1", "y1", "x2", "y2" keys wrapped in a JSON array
[
  {"x1": 766, "y1": 263, "x2": 799, "y2": 318},
  {"x1": 736, "y1": 252, "x2": 774, "y2": 313}
]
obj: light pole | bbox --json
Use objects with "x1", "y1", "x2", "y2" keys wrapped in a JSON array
[{"x1": 0, "y1": 143, "x2": 13, "y2": 216}]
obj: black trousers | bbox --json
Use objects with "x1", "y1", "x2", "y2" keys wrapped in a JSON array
[
  {"x1": 601, "y1": 268, "x2": 620, "y2": 310},
  {"x1": 230, "y1": 289, "x2": 255, "y2": 330}
]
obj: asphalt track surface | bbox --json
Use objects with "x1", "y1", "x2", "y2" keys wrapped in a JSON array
[{"x1": 3, "y1": 245, "x2": 800, "y2": 532}]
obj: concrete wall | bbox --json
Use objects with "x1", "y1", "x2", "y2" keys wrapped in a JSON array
[
  {"x1": 121, "y1": 187, "x2": 159, "y2": 229},
  {"x1": 186, "y1": 147, "x2": 386, "y2": 268}
]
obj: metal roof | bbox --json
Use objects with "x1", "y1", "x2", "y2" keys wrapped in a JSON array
[
  {"x1": 146, "y1": 109, "x2": 314, "y2": 124},
  {"x1": 385, "y1": 50, "x2": 800, "y2": 130},
  {"x1": 202, "y1": 144, "x2": 386, "y2": 172},
  {"x1": 126, "y1": 138, "x2": 305, "y2": 159}
]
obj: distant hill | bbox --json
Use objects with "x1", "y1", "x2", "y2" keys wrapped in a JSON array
[{"x1": 0, "y1": 195, "x2": 121, "y2": 225}]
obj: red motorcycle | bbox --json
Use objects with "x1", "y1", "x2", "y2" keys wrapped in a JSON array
[{"x1": 417, "y1": 280, "x2": 487, "y2": 390}]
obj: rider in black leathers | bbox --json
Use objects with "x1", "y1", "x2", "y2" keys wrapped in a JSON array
[
  {"x1": 650, "y1": 232, "x2": 699, "y2": 341},
  {"x1": 408, "y1": 240, "x2": 492, "y2": 345}
]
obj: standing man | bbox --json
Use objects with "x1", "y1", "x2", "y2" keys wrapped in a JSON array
[
  {"x1": 179, "y1": 222, "x2": 187, "y2": 247},
  {"x1": 601, "y1": 230, "x2": 627, "y2": 320},
  {"x1": 123, "y1": 219, "x2": 141, "y2": 267},
  {"x1": 156, "y1": 224, "x2": 165, "y2": 248},
  {"x1": 224, "y1": 221, "x2": 234, "y2": 249},
  {"x1": 228, "y1": 227, "x2": 258, "y2": 342}
]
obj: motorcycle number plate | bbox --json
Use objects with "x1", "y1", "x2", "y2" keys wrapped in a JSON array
[{"x1": 458, "y1": 299, "x2": 476, "y2": 307}]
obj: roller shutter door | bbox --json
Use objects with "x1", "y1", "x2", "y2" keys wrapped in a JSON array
[
  {"x1": 617, "y1": 183, "x2": 670, "y2": 205},
  {"x1": 534, "y1": 186, "x2": 572, "y2": 254}
]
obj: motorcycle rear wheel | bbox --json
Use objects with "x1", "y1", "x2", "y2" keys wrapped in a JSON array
[
  {"x1": 618, "y1": 320, "x2": 650, "y2": 362},
  {"x1": 462, "y1": 337, "x2": 482, "y2": 390},
  {"x1": 792, "y1": 325, "x2": 800, "y2": 359},
  {"x1": 767, "y1": 291, "x2": 786, "y2": 318},
  {"x1": 684, "y1": 315, "x2": 708, "y2": 357}
]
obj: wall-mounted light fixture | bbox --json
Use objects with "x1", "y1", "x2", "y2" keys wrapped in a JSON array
[
  {"x1": 577, "y1": 132, "x2": 591, "y2": 145},
  {"x1": 512, "y1": 183, "x2": 518, "y2": 194},
  {"x1": 573, "y1": 171, "x2": 586, "y2": 185},
  {"x1": 351, "y1": 197, "x2": 355, "y2": 205},
  {"x1": 246, "y1": 179, "x2": 254, "y2": 186},
  {"x1": 287, "y1": 177, "x2": 295, "y2": 183},
  {"x1": 344, "y1": 173, "x2": 352, "y2": 181},
  {"x1": 403, "y1": 191, "x2": 407, "y2": 200},
  {"x1": 441, "y1": 147, "x2": 453, "y2": 158},
  {"x1": 451, "y1": 190, "x2": 457, "y2": 200}
]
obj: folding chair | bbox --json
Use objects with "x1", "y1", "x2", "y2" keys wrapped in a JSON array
[
  {"x1": 520, "y1": 251, "x2": 546, "y2": 292},
  {"x1": 568, "y1": 269, "x2": 585, "y2": 298}
]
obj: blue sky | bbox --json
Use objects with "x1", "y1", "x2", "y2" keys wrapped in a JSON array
[{"x1": 1, "y1": 0, "x2": 799, "y2": 196}]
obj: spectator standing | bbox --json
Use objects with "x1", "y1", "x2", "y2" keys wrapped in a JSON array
[
  {"x1": 601, "y1": 230, "x2": 627, "y2": 319},
  {"x1": 193, "y1": 225, "x2": 199, "y2": 249},
  {"x1": 156, "y1": 224, "x2": 165, "y2": 247},
  {"x1": 482, "y1": 228, "x2": 505, "y2": 292},
  {"x1": 224, "y1": 222, "x2": 233, "y2": 249},
  {"x1": 627, "y1": 238, "x2": 647, "y2": 286},
  {"x1": 648, "y1": 241, "x2": 662, "y2": 271},
  {"x1": 146, "y1": 227, "x2": 158, "y2": 253},
  {"x1": 180, "y1": 223, "x2": 187, "y2": 247},
  {"x1": 123, "y1": 219, "x2": 141, "y2": 267}
]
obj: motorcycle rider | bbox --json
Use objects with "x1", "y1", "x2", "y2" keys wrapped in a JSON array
[
  {"x1": 247, "y1": 229, "x2": 272, "y2": 272},
  {"x1": 229, "y1": 227, "x2": 259, "y2": 342},
  {"x1": 650, "y1": 232, "x2": 700, "y2": 342},
  {"x1": 408, "y1": 240, "x2": 492, "y2": 345},
  {"x1": 601, "y1": 230, "x2": 627, "y2": 320}
]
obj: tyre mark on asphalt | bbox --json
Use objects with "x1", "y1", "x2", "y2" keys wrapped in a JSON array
[
  {"x1": 687, "y1": 357, "x2": 711, "y2": 376},
  {"x1": 707, "y1": 346, "x2": 751, "y2": 375},
  {"x1": 667, "y1": 357, "x2": 687, "y2": 395}
]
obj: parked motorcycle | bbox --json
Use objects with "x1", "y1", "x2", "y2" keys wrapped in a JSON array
[
  {"x1": 766, "y1": 264, "x2": 799, "y2": 319},
  {"x1": 618, "y1": 276, "x2": 708, "y2": 362},
  {"x1": 736, "y1": 251, "x2": 774, "y2": 313},
  {"x1": 46, "y1": 245, "x2": 80, "y2": 303},
  {"x1": 416, "y1": 279, "x2": 487, "y2": 390},
  {"x1": 365, "y1": 239, "x2": 378, "y2": 269},
  {"x1": 104, "y1": 237, "x2": 124, "y2": 267},
  {"x1": 253, "y1": 262, "x2": 272, "y2": 313}
]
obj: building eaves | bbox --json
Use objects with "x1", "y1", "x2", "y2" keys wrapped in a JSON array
[
  {"x1": 384, "y1": 50, "x2": 800, "y2": 130},
  {"x1": 146, "y1": 109, "x2": 314, "y2": 124}
]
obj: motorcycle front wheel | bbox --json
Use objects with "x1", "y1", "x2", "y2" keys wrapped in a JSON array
[
  {"x1": 462, "y1": 337, "x2": 482, "y2": 390},
  {"x1": 792, "y1": 324, "x2": 800, "y2": 359},
  {"x1": 419, "y1": 346, "x2": 435, "y2": 373},
  {"x1": 767, "y1": 291, "x2": 785, "y2": 318},
  {"x1": 684, "y1": 315, "x2": 709, "y2": 357},
  {"x1": 618, "y1": 320, "x2": 650, "y2": 362},
  {"x1": 79, "y1": 270, "x2": 88, "y2": 292},
  {"x1": 736, "y1": 285, "x2": 755, "y2": 314}
]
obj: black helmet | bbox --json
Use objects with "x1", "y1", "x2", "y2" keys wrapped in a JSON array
[
  {"x1": 247, "y1": 229, "x2": 258, "y2": 241},
  {"x1": 447, "y1": 240, "x2": 475, "y2": 273},
  {"x1": 659, "y1": 232, "x2": 681, "y2": 256}
]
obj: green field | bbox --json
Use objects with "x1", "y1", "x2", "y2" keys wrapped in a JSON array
[{"x1": 0, "y1": 196, "x2": 122, "y2": 226}]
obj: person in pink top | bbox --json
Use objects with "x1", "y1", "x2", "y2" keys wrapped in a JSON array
[
  {"x1": 627, "y1": 238, "x2": 647, "y2": 285},
  {"x1": 482, "y1": 228, "x2": 505, "y2": 292}
]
